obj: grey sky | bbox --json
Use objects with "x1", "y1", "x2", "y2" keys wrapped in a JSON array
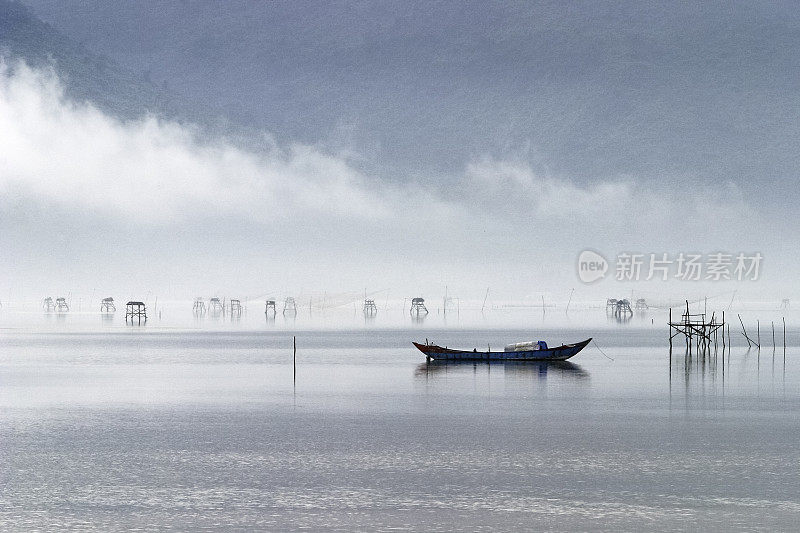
[
  {"x1": 20, "y1": 1, "x2": 800, "y2": 196},
  {"x1": 0, "y1": 1, "x2": 797, "y2": 301}
]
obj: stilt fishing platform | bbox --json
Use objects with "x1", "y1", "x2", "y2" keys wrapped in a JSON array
[
  {"x1": 125, "y1": 301, "x2": 147, "y2": 324},
  {"x1": 669, "y1": 301, "x2": 724, "y2": 355},
  {"x1": 55, "y1": 297, "x2": 69, "y2": 313},
  {"x1": 410, "y1": 297, "x2": 428, "y2": 316},
  {"x1": 283, "y1": 297, "x2": 297, "y2": 315},
  {"x1": 100, "y1": 297, "x2": 116, "y2": 313}
]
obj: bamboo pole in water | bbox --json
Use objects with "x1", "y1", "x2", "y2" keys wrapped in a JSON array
[
  {"x1": 669, "y1": 308, "x2": 672, "y2": 351},
  {"x1": 739, "y1": 314, "x2": 751, "y2": 348},
  {"x1": 727, "y1": 323, "x2": 731, "y2": 357},
  {"x1": 784, "y1": 317, "x2": 787, "y2": 360},
  {"x1": 757, "y1": 320, "x2": 761, "y2": 350}
]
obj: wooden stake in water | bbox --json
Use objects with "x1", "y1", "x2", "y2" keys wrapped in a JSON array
[
  {"x1": 669, "y1": 308, "x2": 673, "y2": 351},
  {"x1": 772, "y1": 321, "x2": 776, "y2": 350},
  {"x1": 293, "y1": 335, "x2": 297, "y2": 381},
  {"x1": 727, "y1": 323, "x2": 731, "y2": 358},
  {"x1": 757, "y1": 320, "x2": 761, "y2": 350},
  {"x1": 738, "y1": 314, "x2": 752, "y2": 348}
]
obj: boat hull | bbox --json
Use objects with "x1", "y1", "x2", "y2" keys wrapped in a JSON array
[{"x1": 413, "y1": 338, "x2": 591, "y2": 361}]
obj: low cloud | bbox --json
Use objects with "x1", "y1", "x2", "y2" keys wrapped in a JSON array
[
  {"x1": 0, "y1": 59, "x2": 751, "y2": 229},
  {"x1": 0, "y1": 60, "x2": 399, "y2": 223},
  {"x1": 462, "y1": 157, "x2": 749, "y2": 225},
  {"x1": 0, "y1": 58, "x2": 768, "y2": 296}
]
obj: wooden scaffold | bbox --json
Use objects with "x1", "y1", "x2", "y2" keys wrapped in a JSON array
[
  {"x1": 55, "y1": 297, "x2": 70, "y2": 313},
  {"x1": 363, "y1": 299, "x2": 377, "y2": 317},
  {"x1": 265, "y1": 300, "x2": 276, "y2": 317},
  {"x1": 193, "y1": 297, "x2": 206, "y2": 316},
  {"x1": 100, "y1": 297, "x2": 116, "y2": 313},
  {"x1": 209, "y1": 298, "x2": 225, "y2": 315},
  {"x1": 125, "y1": 301, "x2": 147, "y2": 324},
  {"x1": 410, "y1": 297, "x2": 428, "y2": 316},
  {"x1": 669, "y1": 301, "x2": 724, "y2": 356},
  {"x1": 42, "y1": 297, "x2": 55, "y2": 312},
  {"x1": 283, "y1": 297, "x2": 297, "y2": 315},
  {"x1": 230, "y1": 299, "x2": 243, "y2": 317},
  {"x1": 606, "y1": 297, "x2": 632, "y2": 318},
  {"x1": 614, "y1": 299, "x2": 633, "y2": 317}
]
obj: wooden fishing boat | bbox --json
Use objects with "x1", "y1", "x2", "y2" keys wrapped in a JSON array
[{"x1": 413, "y1": 338, "x2": 591, "y2": 362}]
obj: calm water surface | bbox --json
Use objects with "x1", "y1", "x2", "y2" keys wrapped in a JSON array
[{"x1": 1, "y1": 309, "x2": 798, "y2": 531}]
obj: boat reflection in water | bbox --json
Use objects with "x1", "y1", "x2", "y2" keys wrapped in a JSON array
[{"x1": 415, "y1": 359, "x2": 589, "y2": 381}]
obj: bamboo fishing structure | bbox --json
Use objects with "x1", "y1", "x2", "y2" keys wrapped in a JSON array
[
  {"x1": 100, "y1": 297, "x2": 116, "y2": 313},
  {"x1": 125, "y1": 301, "x2": 147, "y2": 324},
  {"x1": 669, "y1": 301, "x2": 724, "y2": 356}
]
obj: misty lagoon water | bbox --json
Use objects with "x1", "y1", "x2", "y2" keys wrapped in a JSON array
[{"x1": 1, "y1": 307, "x2": 799, "y2": 531}]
